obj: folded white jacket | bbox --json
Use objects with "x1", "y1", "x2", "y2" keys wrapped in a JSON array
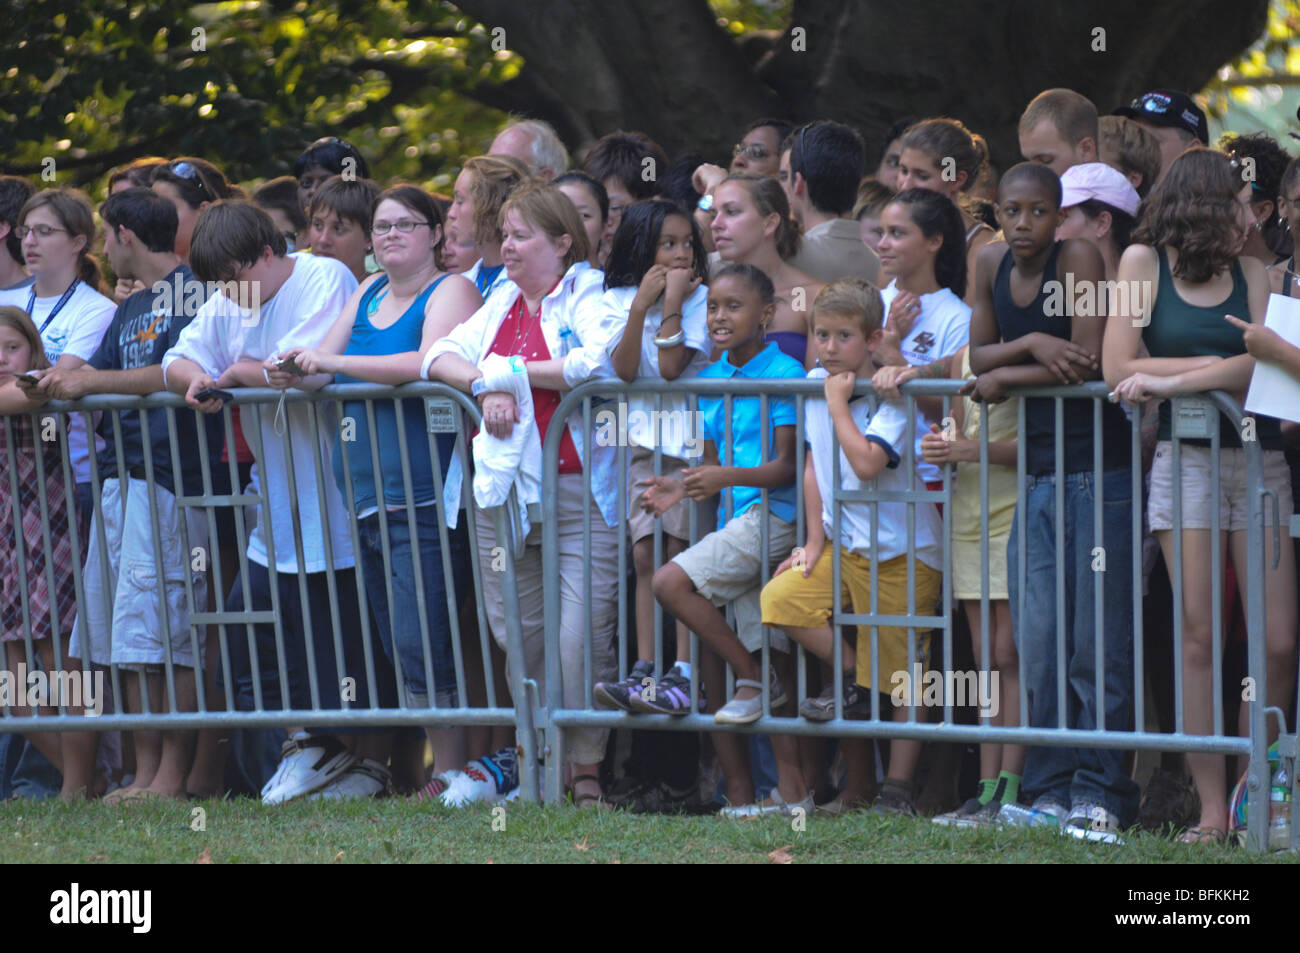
[{"x1": 471, "y1": 353, "x2": 541, "y2": 554}]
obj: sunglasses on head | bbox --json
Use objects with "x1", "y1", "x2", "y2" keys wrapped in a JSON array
[{"x1": 169, "y1": 161, "x2": 212, "y2": 200}]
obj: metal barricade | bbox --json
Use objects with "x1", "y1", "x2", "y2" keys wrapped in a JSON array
[
  {"x1": 539, "y1": 378, "x2": 1295, "y2": 852},
  {"x1": 0, "y1": 382, "x2": 539, "y2": 802}
]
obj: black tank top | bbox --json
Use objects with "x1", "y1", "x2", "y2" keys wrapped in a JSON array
[{"x1": 993, "y1": 242, "x2": 1131, "y2": 476}]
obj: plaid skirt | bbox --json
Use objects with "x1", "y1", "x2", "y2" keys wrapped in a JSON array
[{"x1": 0, "y1": 414, "x2": 78, "y2": 644}]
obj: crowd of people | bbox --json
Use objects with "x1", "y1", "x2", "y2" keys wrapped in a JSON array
[{"x1": 1, "y1": 85, "x2": 1299, "y2": 846}]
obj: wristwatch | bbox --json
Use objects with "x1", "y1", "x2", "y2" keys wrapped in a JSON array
[{"x1": 697, "y1": 193, "x2": 714, "y2": 213}]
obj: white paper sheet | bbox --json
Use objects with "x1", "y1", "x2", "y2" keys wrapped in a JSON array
[{"x1": 1244, "y1": 293, "x2": 1300, "y2": 424}]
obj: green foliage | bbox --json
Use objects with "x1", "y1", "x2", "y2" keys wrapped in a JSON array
[{"x1": 0, "y1": 0, "x2": 520, "y2": 198}]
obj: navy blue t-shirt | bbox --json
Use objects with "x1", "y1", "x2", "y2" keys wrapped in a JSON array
[{"x1": 89, "y1": 265, "x2": 230, "y2": 496}]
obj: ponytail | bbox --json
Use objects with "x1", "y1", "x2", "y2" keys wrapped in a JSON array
[{"x1": 887, "y1": 188, "x2": 968, "y2": 298}]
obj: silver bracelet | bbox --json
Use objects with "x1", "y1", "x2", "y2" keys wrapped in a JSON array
[{"x1": 654, "y1": 328, "x2": 686, "y2": 348}]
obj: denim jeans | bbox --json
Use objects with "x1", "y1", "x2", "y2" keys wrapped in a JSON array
[
  {"x1": 357, "y1": 509, "x2": 468, "y2": 709},
  {"x1": 1007, "y1": 468, "x2": 1140, "y2": 824}
]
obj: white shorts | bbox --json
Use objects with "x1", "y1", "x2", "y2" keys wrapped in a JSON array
[
  {"x1": 70, "y1": 477, "x2": 210, "y2": 670},
  {"x1": 671, "y1": 506, "x2": 796, "y2": 653}
]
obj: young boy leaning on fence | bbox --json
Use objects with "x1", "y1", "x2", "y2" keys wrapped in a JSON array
[{"x1": 761, "y1": 278, "x2": 943, "y2": 818}]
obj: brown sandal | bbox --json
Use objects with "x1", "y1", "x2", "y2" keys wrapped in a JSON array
[
  {"x1": 1179, "y1": 826, "x2": 1227, "y2": 845},
  {"x1": 568, "y1": 774, "x2": 608, "y2": 810}
]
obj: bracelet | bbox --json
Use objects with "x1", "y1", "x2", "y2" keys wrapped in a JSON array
[
  {"x1": 661, "y1": 312, "x2": 683, "y2": 323},
  {"x1": 654, "y1": 328, "x2": 686, "y2": 348}
]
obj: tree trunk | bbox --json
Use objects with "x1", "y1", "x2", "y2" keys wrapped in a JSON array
[{"x1": 450, "y1": 0, "x2": 1269, "y2": 169}]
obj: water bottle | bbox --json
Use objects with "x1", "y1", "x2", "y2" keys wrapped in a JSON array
[{"x1": 1269, "y1": 758, "x2": 1291, "y2": 852}]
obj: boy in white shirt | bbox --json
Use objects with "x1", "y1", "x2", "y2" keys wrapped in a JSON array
[
  {"x1": 761, "y1": 278, "x2": 943, "y2": 817},
  {"x1": 162, "y1": 202, "x2": 389, "y2": 803}
]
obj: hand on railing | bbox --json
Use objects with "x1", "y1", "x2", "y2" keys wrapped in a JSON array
[
  {"x1": 263, "y1": 354, "x2": 304, "y2": 390},
  {"x1": 285, "y1": 347, "x2": 340, "y2": 378},
  {"x1": 32, "y1": 365, "x2": 95, "y2": 401},
  {"x1": 964, "y1": 372, "x2": 1008, "y2": 404},
  {"x1": 184, "y1": 375, "x2": 226, "y2": 414},
  {"x1": 1112, "y1": 372, "x2": 1177, "y2": 405},
  {"x1": 1025, "y1": 333, "x2": 1097, "y2": 385},
  {"x1": 871, "y1": 363, "x2": 918, "y2": 400},
  {"x1": 480, "y1": 390, "x2": 520, "y2": 439}
]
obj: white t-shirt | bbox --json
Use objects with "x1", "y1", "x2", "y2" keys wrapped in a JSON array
[
  {"x1": 602, "y1": 282, "x2": 711, "y2": 459},
  {"x1": 162, "y1": 253, "x2": 359, "y2": 573},
  {"x1": 805, "y1": 367, "x2": 941, "y2": 569},
  {"x1": 880, "y1": 280, "x2": 971, "y2": 484},
  {"x1": 0, "y1": 280, "x2": 116, "y2": 484}
]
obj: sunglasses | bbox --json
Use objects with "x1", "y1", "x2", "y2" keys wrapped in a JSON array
[{"x1": 169, "y1": 161, "x2": 213, "y2": 201}]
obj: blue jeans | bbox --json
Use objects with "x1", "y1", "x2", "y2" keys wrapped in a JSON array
[
  {"x1": 357, "y1": 509, "x2": 468, "y2": 708},
  {"x1": 1007, "y1": 468, "x2": 1140, "y2": 824}
]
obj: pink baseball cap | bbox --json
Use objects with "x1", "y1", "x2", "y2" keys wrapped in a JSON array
[{"x1": 1059, "y1": 162, "x2": 1140, "y2": 217}]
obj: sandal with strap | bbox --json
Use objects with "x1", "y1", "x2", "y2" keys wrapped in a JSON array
[
  {"x1": 569, "y1": 773, "x2": 608, "y2": 810},
  {"x1": 1179, "y1": 826, "x2": 1228, "y2": 845}
]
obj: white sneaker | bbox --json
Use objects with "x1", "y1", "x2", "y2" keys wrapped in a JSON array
[
  {"x1": 262, "y1": 732, "x2": 356, "y2": 805},
  {"x1": 719, "y1": 791, "x2": 813, "y2": 819},
  {"x1": 308, "y1": 758, "x2": 392, "y2": 800},
  {"x1": 1065, "y1": 802, "x2": 1126, "y2": 844}
]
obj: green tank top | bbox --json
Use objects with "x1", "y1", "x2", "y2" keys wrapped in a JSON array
[{"x1": 1142, "y1": 248, "x2": 1280, "y2": 450}]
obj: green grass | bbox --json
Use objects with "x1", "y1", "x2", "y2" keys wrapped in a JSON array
[{"x1": 1, "y1": 798, "x2": 1297, "y2": 863}]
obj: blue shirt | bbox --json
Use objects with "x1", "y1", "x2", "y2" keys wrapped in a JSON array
[
  {"x1": 332, "y1": 274, "x2": 453, "y2": 514},
  {"x1": 698, "y1": 341, "x2": 803, "y2": 527}
]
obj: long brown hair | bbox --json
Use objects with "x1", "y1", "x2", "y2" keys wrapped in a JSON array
[
  {"x1": 1133, "y1": 147, "x2": 1244, "y2": 283},
  {"x1": 17, "y1": 188, "x2": 104, "y2": 293},
  {"x1": 0, "y1": 305, "x2": 50, "y2": 370}
]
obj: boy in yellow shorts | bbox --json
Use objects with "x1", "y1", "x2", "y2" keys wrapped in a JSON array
[{"x1": 761, "y1": 278, "x2": 943, "y2": 817}]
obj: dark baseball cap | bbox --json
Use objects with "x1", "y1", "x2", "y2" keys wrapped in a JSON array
[{"x1": 1113, "y1": 89, "x2": 1209, "y2": 144}]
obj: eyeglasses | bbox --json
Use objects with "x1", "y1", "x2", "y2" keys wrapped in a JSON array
[
  {"x1": 15, "y1": 224, "x2": 69, "y2": 240},
  {"x1": 169, "y1": 161, "x2": 213, "y2": 200},
  {"x1": 372, "y1": 220, "x2": 429, "y2": 235},
  {"x1": 733, "y1": 143, "x2": 771, "y2": 161}
]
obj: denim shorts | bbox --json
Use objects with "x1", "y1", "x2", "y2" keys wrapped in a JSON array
[{"x1": 357, "y1": 507, "x2": 469, "y2": 708}]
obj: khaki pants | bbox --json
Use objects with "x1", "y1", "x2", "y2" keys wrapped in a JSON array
[{"x1": 474, "y1": 473, "x2": 618, "y2": 765}]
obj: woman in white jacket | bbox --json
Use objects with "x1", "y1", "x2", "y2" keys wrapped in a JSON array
[{"x1": 424, "y1": 184, "x2": 621, "y2": 807}]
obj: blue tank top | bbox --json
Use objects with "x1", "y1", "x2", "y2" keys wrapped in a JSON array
[{"x1": 332, "y1": 274, "x2": 456, "y2": 513}]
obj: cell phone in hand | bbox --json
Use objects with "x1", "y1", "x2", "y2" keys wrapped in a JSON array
[
  {"x1": 276, "y1": 357, "x2": 304, "y2": 377},
  {"x1": 194, "y1": 387, "x2": 234, "y2": 404},
  {"x1": 15, "y1": 373, "x2": 41, "y2": 386}
]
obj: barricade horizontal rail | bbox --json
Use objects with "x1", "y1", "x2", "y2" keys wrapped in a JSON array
[
  {"x1": 539, "y1": 377, "x2": 1293, "y2": 850},
  {"x1": 0, "y1": 380, "x2": 540, "y2": 799},
  {"x1": 3, "y1": 375, "x2": 1294, "y2": 847}
]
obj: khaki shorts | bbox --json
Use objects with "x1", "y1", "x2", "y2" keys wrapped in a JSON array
[
  {"x1": 1147, "y1": 442, "x2": 1293, "y2": 533},
  {"x1": 671, "y1": 506, "x2": 795, "y2": 652},
  {"x1": 627, "y1": 448, "x2": 694, "y2": 544},
  {"x1": 761, "y1": 547, "x2": 941, "y2": 692}
]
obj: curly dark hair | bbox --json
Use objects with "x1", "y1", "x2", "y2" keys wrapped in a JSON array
[
  {"x1": 1219, "y1": 131, "x2": 1294, "y2": 257},
  {"x1": 1132, "y1": 147, "x2": 1245, "y2": 284}
]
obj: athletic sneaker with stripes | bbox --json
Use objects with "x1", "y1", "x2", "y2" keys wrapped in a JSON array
[
  {"x1": 629, "y1": 664, "x2": 705, "y2": 714},
  {"x1": 261, "y1": 731, "x2": 356, "y2": 804},
  {"x1": 593, "y1": 660, "x2": 654, "y2": 712},
  {"x1": 438, "y1": 746, "x2": 520, "y2": 806}
]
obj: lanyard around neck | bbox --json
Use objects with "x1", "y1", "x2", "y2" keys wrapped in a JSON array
[{"x1": 28, "y1": 278, "x2": 81, "y2": 333}]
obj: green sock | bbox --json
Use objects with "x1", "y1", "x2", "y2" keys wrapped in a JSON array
[
  {"x1": 976, "y1": 778, "x2": 998, "y2": 805},
  {"x1": 997, "y1": 770, "x2": 1021, "y2": 804}
]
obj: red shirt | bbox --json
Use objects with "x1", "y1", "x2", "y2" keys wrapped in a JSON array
[{"x1": 485, "y1": 292, "x2": 581, "y2": 473}]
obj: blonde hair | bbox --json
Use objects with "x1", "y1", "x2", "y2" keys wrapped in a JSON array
[
  {"x1": 463, "y1": 154, "x2": 533, "y2": 246},
  {"x1": 0, "y1": 305, "x2": 50, "y2": 370},
  {"x1": 1098, "y1": 115, "x2": 1162, "y2": 199},
  {"x1": 1019, "y1": 88, "x2": 1099, "y2": 146},
  {"x1": 811, "y1": 277, "x2": 884, "y2": 336},
  {"x1": 499, "y1": 182, "x2": 589, "y2": 270}
]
